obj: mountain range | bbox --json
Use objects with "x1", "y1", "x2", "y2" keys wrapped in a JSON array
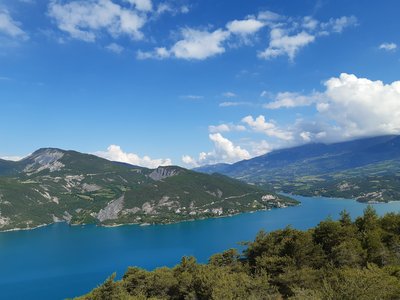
[
  {"x1": 196, "y1": 135, "x2": 400, "y2": 203},
  {"x1": 0, "y1": 148, "x2": 295, "y2": 231}
]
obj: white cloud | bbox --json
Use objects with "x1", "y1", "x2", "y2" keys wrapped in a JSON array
[
  {"x1": 154, "y1": 3, "x2": 189, "y2": 16},
  {"x1": 186, "y1": 73, "x2": 400, "y2": 166},
  {"x1": 48, "y1": 0, "x2": 147, "y2": 42},
  {"x1": 257, "y1": 10, "x2": 283, "y2": 23},
  {"x1": 258, "y1": 28, "x2": 315, "y2": 60},
  {"x1": 106, "y1": 42, "x2": 124, "y2": 53},
  {"x1": 302, "y1": 16, "x2": 319, "y2": 30},
  {"x1": 316, "y1": 73, "x2": 400, "y2": 138},
  {"x1": 0, "y1": 10, "x2": 28, "y2": 40},
  {"x1": 222, "y1": 92, "x2": 237, "y2": 98},
  {"x1": 208, "y1": 124, "x2": 246, "y2": 133},
  {"x1": 138, "y1": 28, "x2": 230, "y2": 60},
  {"x1": 226, "y1": 18, "x2": 265, "y2": 35},
  {"x1": 260, "y1": 90, "x2": 273, "y2": 98},
  {"x1": 264, "y1": 73, "x2": 400, "y2": 142},
  {"x1": 248, "y1": 140, "x2": 272, "y2": 156},
  {"x1": 264, "y1": 91, "x2": 322, "y2": 109},
  {"x1": 180, "y1": 94, "x2": 204, "y2": 100},
  {"x1": 95, "y1": 145, "x2": 172, "y2": 168},
  {"x1": 180, "y1": 6, "x2": 189, "y2": 14},
  {"x1": 135, "y1": 9, "x2": 356, "y2": 61},
  {"x1": 125, "y1": 0, "x2": 152, "y2": 12},
  {"x1": 0, "y1": 155, "x2": 24, "y2": 161},
  {"x1": 258, "y1": 15, "x2": 357, "y2": 61},
  {"x1": 137, "y1": 47, "x2": 170, "y2": 59},
  {"x1": 219, "y1": 101, "x2": 251, "y2": 107},
  {"x1": 379, "y1": 42, "x2": 397, "y2": 52},
  {"x1": 320, "y1": 16, "x2": 358, "y2": 34},
  {"x1": 300, "y1": 131, "x2": 312, "y2": 142},
  {"x1": 182, "y1": 155, "x2": 198, "y2": 167},
  {"x1": 171, "y1": 28, "x2": 230, "y2": 60},
  {"x1": 182, "y1": 133, "x2": 251, "y2": 166},
  {"x1": 242, "y1": 115, "x2": 293, "y2": 140}
]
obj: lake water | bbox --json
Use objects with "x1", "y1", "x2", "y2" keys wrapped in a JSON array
[{"x1": 1, "y1": 195, "x2": 400, "y2": 300}]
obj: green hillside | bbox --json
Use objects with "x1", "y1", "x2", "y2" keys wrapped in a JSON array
[
  {"x1": 76, "y1": 208, "x2": 400, "y2": 300},
  {"x1": 0, "y1": 148, "x2": 297, "y2": 231},
  {"x1": 196, "y1": 136, "x2": 400, "y2": 203}
]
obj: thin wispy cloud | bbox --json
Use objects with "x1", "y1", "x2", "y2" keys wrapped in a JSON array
[
  {"x1": 219, "y1": 101, "x2": 252, "y2": 107},
  {"x1": 0, "y1": 9, "x2": 28, "y2": 40},
  {"x1": 181, "y1": 95, "x2": 204, "y2": 100},
  {"x1": 379, "y1": 42, "x2": 397, "y2": 51}
]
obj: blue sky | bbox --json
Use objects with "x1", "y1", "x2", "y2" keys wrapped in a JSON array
[{"x1": 1, "y1": 0, "x2": 400, "y2": 168}]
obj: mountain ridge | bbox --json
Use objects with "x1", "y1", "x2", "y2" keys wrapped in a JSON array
[
  {"x1": 0, "y1": 148, "x2": 296, "y2": 231},
  {"x1": 195, "y1": 135, "x2": 400, "y2": 202}
]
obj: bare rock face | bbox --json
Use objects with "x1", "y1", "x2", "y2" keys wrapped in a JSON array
[
  {"x1": 82, "y1": 183, "x2": 102, "y2": 192},
  {"x1": 97, "y1": 196, "x2": 125, "y2": 222},
  {"x1": 24, "y1": 149, "x2": 65, "y2": 174},
  {"x1": 149, "y1": 167, "x2": 180, "y2": 181}
]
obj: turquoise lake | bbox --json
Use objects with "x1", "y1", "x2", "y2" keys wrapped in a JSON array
[{"x1": 1, "y1": 195, "x2": 400, "y2": 300}]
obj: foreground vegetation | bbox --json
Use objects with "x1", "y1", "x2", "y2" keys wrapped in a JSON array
[{"x1": 76, "y1": 207, "x2": 400, "y2": 299}]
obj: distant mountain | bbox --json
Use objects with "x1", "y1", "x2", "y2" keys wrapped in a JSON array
[
  {"x1": 195, "y1": 135, "x2": 400, "y2": 203},
  {"x1": 0, "y1": 148, "x2": 296, "y2": 231}
]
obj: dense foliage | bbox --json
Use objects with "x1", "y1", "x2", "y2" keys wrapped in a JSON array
[{"x1": 76, "y1": 207, "x2": 400, "y2": 300}]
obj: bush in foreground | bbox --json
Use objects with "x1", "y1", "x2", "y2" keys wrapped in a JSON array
[{"x1": 76, "y1": 207, "x2": 400, "y2": 300}]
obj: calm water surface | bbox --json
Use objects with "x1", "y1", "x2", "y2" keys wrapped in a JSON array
[{"x1": 1, "y1": 195, "x2": 400, "y2": 300}]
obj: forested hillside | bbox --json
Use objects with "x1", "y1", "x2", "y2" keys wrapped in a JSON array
[
  {"x1": 0, "y1": 148, "x2": 295, "y2": 231},
  {"x1": 196, "y1": 135, "x2": 400, "y2": 203},
  {"x1": 77, "y1": 207, "x2": 400, "y2": 300}
]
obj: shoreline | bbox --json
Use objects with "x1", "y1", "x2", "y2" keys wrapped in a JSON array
[
  {"x1": 0, "y1": 195, "x2": 398, "y2": 233},
  {"x1": 0, "y1": 202, "x2": 299, "y2": 233}
]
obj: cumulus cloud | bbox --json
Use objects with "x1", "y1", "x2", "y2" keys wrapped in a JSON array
[
  {"x1": 226, "y1": 18, "x2": 265, "y2": 35},
  {"x1": 95, "y1": 145, "x2": 172, "y2": 168},
  {"x1": 265, "y1": 73, "x2": 400, "y2": 142},
  {"x1": 259, "y1": 15, "x2": 357, "y2": 60},
  {"x1": 259, "y1": 28, "x2": 315, "y2": 60},
  {"x1": 182, "y1": 155, "x2": 198, "y2": 167},
  {"x1": 187, "y1": 73, "x2": 400, "y2": 166},
  {"x1": 0, "y1": 9, "x2": 28, "y2": 40},
  {"x1": 171, "y1": 28, "x2": 230, "y2": 60},
  {"x1": 136, "y1": 8, "x2": 356, "y2": 61},
  {"x1": 48, "y1": 0, "x2": 147, "y2": 42},
  {"x1": 247, "y1": 140, "x2": 273, "y2": 156},
  {"x1": 316, "y1": 73, "x2": 400, "y2": 138},
  {"x1": 379, "y1": 42, "x2": 397, "y2": 52},
  {"x1": 138, "y1": 28, "x2": 230, "y2": 60},
  {"x1": 242, "y1": 115, "x2": 293, "y2": 140},
  {"x1": 182, "y1": 133, "x2": 251, "y2": 167}
]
